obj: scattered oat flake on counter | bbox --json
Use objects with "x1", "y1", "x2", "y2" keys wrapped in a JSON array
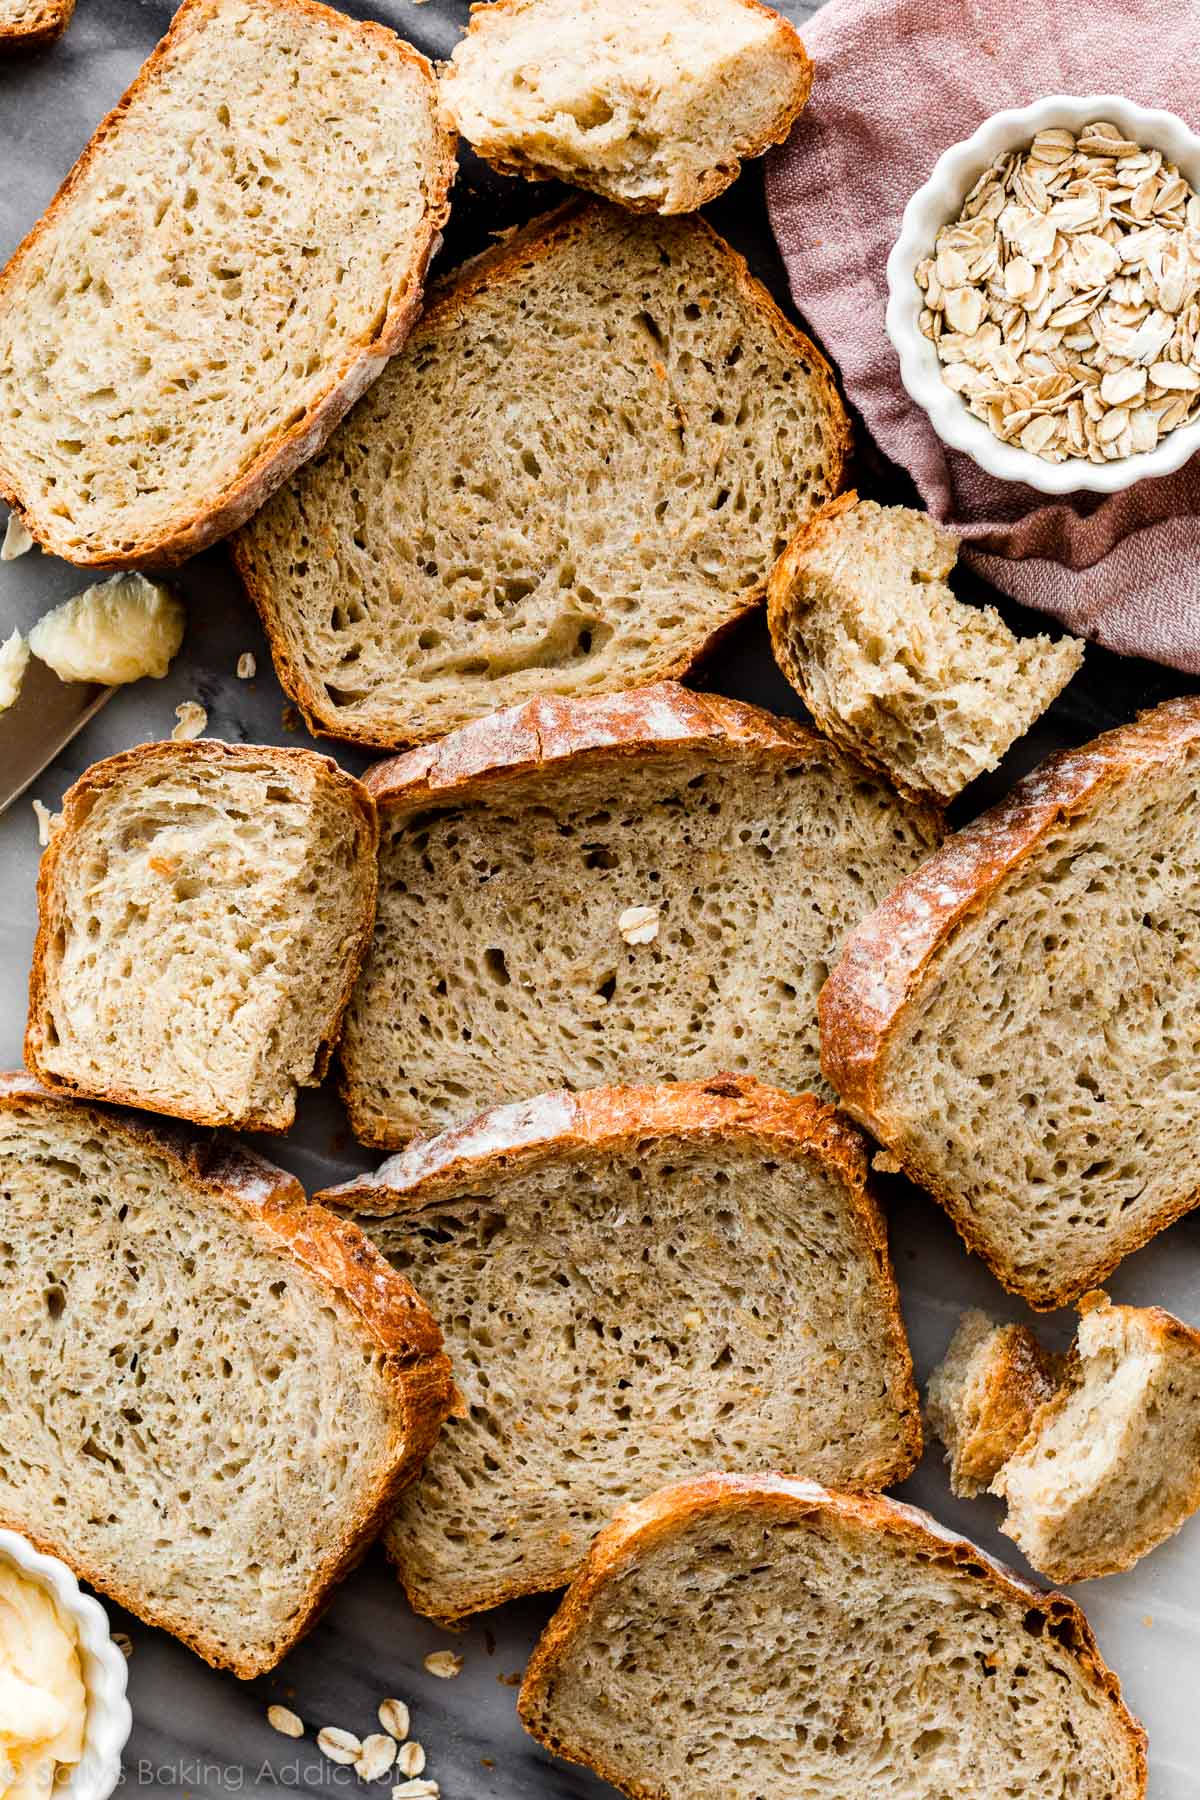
[
  {"x1": 1, "y1": 513, "x2": 33, "y2": 559},
  {"x1": 316, "y1": 1727, "x2": 362, "y2": 1765},
  {"x1": 916, "y1": 119, "x2": 1200, "y2": 463},
  {"x1": 423, "y1": 1650, "x2": 463, "y2": 1679},
  {"x1": 392, "y1": 1784, "x2": 438, "y2": 1799},
  {"x1": 355, "y1": 1734, "x2": 397, "y2": 1780},
  {"x1": 267, "y1": 1705, "x2": 303, "y2": 1739},
  {"x1": 396, "y1": 1742, "x2": 426, "y2": 1777},
  {"x1": 171, "y1": 700, "x2": 207, "y2": 741},
  {"x1": 32, "y1": 799, "x2": 62, "y2": 847},
  {"x1": 618, "y1": 903, "x2": 660, "y2": 944},
  {"x1": 378, "y1": 1700, "x2": 410, "y2": 1741},
  {"x1": 236, "y1": 652, "x2": 256, "y2": 679}
]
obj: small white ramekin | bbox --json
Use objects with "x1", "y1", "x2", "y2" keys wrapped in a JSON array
[
  {"x1": 0, "y1": 1529, "x2": 132, "y2": 1800},
  {"x1": 886, "y1": 93, "x2": 1200, "y2": 493}
]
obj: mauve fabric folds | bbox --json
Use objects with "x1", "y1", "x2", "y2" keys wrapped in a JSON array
[{"x1": 765, "y1": 0, "x2": 1200, "y2": 671}]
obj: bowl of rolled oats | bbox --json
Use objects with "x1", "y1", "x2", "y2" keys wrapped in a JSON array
[{"x1": 886, "y1": 94, "x2": 1200, "y2": 492}]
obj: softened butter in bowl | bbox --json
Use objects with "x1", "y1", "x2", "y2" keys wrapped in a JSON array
[
  {"x1": 0, "y1": 1533, "x2": 130, "y2": 1800},
  {"x1": 0, "y1": 1560, "x2": 87, "y2": 1799}
]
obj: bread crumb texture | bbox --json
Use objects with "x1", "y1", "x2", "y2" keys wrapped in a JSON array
[
  {"x1": 926, "y1": 1308, "x2": 1059, "y2": 1497},
  {"x1": 28, "y1": 742, "x2": 376, "y2": 1130},
  {"x1": 441, "y1": 0, "x2": 811, "y2": 214},
  {"x1": 233, "y1": 203, "x2": 849, "y2": 747},
  {"x1": 0, "y1": 0, "x2": 449, "y2": 562}
]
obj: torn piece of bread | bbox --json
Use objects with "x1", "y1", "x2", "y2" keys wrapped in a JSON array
[
  {"x1": 820, "y1": 696, "x2": 1200, "y2": 1309},
  {"x1": 321, "y1": 1077, "x2": 921, "y2": 1621},
  {"x1": 440, "y1": 0, "x2": 812, "y2": 215},
  {"x1": 0, "y1": 1075, "x2": 453, "y2": 1676},
  {"x1": 518, "y1": 1475, "x2": 1147, "y2": 1800},
  {"x1": 232, "y1": 200, "x2": 851, "y2": 749},
  {"x1": 26, "y1": 741, "x2": 377, "y2": 1132},
  {"x1": 926, "y1": 1309, "x2": 1060, "y2": 1498},
  {"x1": 768, "y1": 494, "x2": 1085, "y2": 804},
  {"x1": 0, "y1": 0, "x2": 453, "y2": 567},
  {"x1": 339, "y1": 683, "x2": 942, "y2": 1147},
  {"x1": 0, "y1": 0, "x2": 73, "y2": 50},
  {"x1": 995, "y1": 1292, "x2": 1200, "y2": 1581}
]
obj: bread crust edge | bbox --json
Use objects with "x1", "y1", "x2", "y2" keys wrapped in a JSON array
[{"x1": 0, "y1": 0, "x2": 74, "y2": 51}]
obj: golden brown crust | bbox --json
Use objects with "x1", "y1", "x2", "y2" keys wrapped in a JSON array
[
  {"x1": 443, "y1": 0, "x2": 813, "y2": 215},
  {"x1": 518, "y1": 1473, "x2": 1149, "y2": 1800},
  {"x1": 0, "y1": 1075, "x2": 454, "y2": 1677},
  {"x1": 961, "y1": 1326, "x2": 1061, "y2": 1493},
  {"x1": 0, "y1": 0, "x2": 455, "y2": 568},
  {"x1": 232, "y1": 199, "x2": 851, "y2": 751},
  {"x1": 25, "y1": 739, "x2": 379, "y2": 1133},
  {"x1": 0, "y1": 0, "x2": 74, "y2": 51},
  {"x1": 819, "y1": 696, "x2": 1200, "y2": 1309}
]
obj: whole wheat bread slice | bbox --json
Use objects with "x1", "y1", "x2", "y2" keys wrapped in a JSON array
[
  {"x1": 232, "y1": 201, "x2": 851, "y2": 749},
  {"x1": 0, "y1": 1075, "x2": 453, "y2": 1676},
  {"x1": 767, "y1": 494, "x2": 1085, "y2": 803},
  {"x1": 994, "y1": 1291, "x2": 1200, "y2": 1581},
  {"x1": 518, "y1": 1474, "x2": 1147, "y2": 1799},
  {"x1": 26, "y1": 740, "x2": 378, "y2": 1132},
  {"x1": 339, "y1": 682, "x2": 942, "y2": 1147},
  {"x1": 820, "y1": 697, "x2": 1200, "y2": 1309},
  {"x1": 926, "y1": 1309, "x2": 1061, "y2": 1498},
  {"x1": 320, "y1": 1076, "x2": 921, "y2": 1621},
  {"x1": 0, "y1": 0, "x2": 453, "y2": 567},
  {"x1": 441, "y1": 0, "x2": 811, "y2": 215},
  {"x1": 0, "y1": 0, "x2": 73, "y2": 50}
]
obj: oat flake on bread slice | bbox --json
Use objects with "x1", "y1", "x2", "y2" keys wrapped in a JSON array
[
  {"x1": 0, "y1": 0, "x2": 454, "y2": 566},
  {"x1": 820, "y1": 695, "x2": 1200, "y2": 1309},
  {"x1": 337, "y1": 681, "x2": 941, "y2": 1148},
  {"x1": 320, "y1": 1075, "x2": 921, "y2": 1621},
  {"x1": 0, "y1": 1074, "x2": 453, "y2": 1677},
  {"x1": 232, "y1": 200, "x2": 851, "y2": 749},
  {"x1": 518, "y1": 1473, "x2": 1147, "y2": 1799}
]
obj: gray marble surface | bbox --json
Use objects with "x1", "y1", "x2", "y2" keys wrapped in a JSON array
[{"x1": 2, "y1": 2, "x2": 1199, "y2": 1797}]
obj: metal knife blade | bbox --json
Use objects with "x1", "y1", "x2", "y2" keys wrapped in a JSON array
[{"x1": 0, "y1": 657, "x2": 112, "y2": 814}]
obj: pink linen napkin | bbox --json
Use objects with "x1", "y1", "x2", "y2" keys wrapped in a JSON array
[{"x1": 765, "y1": 0, "x2": 1200, "y2": 671}]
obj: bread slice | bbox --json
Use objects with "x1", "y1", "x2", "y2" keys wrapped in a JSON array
[
  {"x1": 26, "y1": 740, "x2": 378, "y2": 1132},
  {"x1": 767, "y1": 494, "x2": 1085, "y2": 804},
  {"x1": 0, "y1": 0, "x2": 453, "y2": 567},
  {"x1": 232, "y1": 200, "x2": 851, "y2": 749},
  {"x1": 518, "y1": 1474, "x2": 1147, "y2": 1799},
  {"x1": 0, "y1": 1074, "x2": 453, "y2": 1676},
  {"x1": 820, "y1": 696, "x2": 1200, "y2": 1309},
  {"x1": 0, "y1": 0, "x2": 73, "y2": 50},
  {"x1": 926, "y1": 1309, "x2": 1060, "y2": 1498},
  {"x1": 320, "y1": 1076, "x2": 921, "y2": 1621},
  {"x1": 994, "y1": 1291, "x2": 1200, "y2": 1581},
  {"x1": 440, "y1": 0, "x2": 812, "y2": 215},
  {"x1": 339, "y1": 682, "x2": 942, "y2": 1147}
]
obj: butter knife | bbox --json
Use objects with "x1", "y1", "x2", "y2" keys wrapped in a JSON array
[{"x1": 0, "y1": 654, "x2": 111, "y2": 814}]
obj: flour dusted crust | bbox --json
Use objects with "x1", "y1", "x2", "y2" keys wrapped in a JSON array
[
  {"x1": 0, "y1": 1077, "x2": 454, "y2": 1676},
  {"x1": 518, "y1": 1474, "x2": 1148, "y2": 1800},
  {"x1": 0, "y1": 0, "x2": 454, "y2": 566},
  {"x1": 819, "y1": 697, "x2": 1200, "y2": 1307},
  {"x1": 25, "y1": 740, "x2": 379, "y2": 1131},
  {"x1": 0, "y1": 0, "x2": 74, "y2": 50}
]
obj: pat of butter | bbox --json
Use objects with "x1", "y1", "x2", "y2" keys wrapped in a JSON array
[
  {"x1": 0, "y1": 632, "x2": 29, "y2": 714},
  {"x1": 28, "y1": 573, "x2": 184, "y2": 686},
  {"x1": 0, "y1": 1563, "x2": 85, "y2": 1800}
]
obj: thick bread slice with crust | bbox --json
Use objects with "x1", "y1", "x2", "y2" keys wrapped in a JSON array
[
  {"x1": 767, "y1": 493, "x2": 1085, "y2": 804},
  {"x1": 0, "y1": 1075, "x2": 454, "y2": 1677},
  {"x1": 926, "y1": 1309, "x2": 1060, "y2": 1498},
  {"x1": 0, "y1": 0, "x2": 74, "y2": 50},
  {"x1": 820, "y1": 697, "x2": 1200, "y2": 1309},
  {"x1": 994, "y1": 1291, "x2": 1200, "y2": 1581},
  {"x1": 518, "y1": 1473, "x2": 1147, "y2": 1799},
  {"x1": 0, "y1": 0, "x2": 454, "y2": 567},
  {"x1": 26, "y1": 740, "x2": 378, "y2": 1132},
  {"x1": 441, "y1": 0, "x2": 811, "y2": 215},
  {"x1": 232, "y1": 201, "x2": 851, "y2": 749},
  {"x1": 320, "y1": 1076, "x2": 921, "y2": 1621},
  {"x1": 339, "y1": 682, "x2": 942, "y2": 1147}
]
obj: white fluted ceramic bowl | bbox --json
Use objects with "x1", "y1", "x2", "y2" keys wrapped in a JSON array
[
  {"x1": 886, "y1": 93, "x2": 1200, "y2": 493},
  {"x1": 0, "y1": 1529, "x2": 131, "y2": 1800}
]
